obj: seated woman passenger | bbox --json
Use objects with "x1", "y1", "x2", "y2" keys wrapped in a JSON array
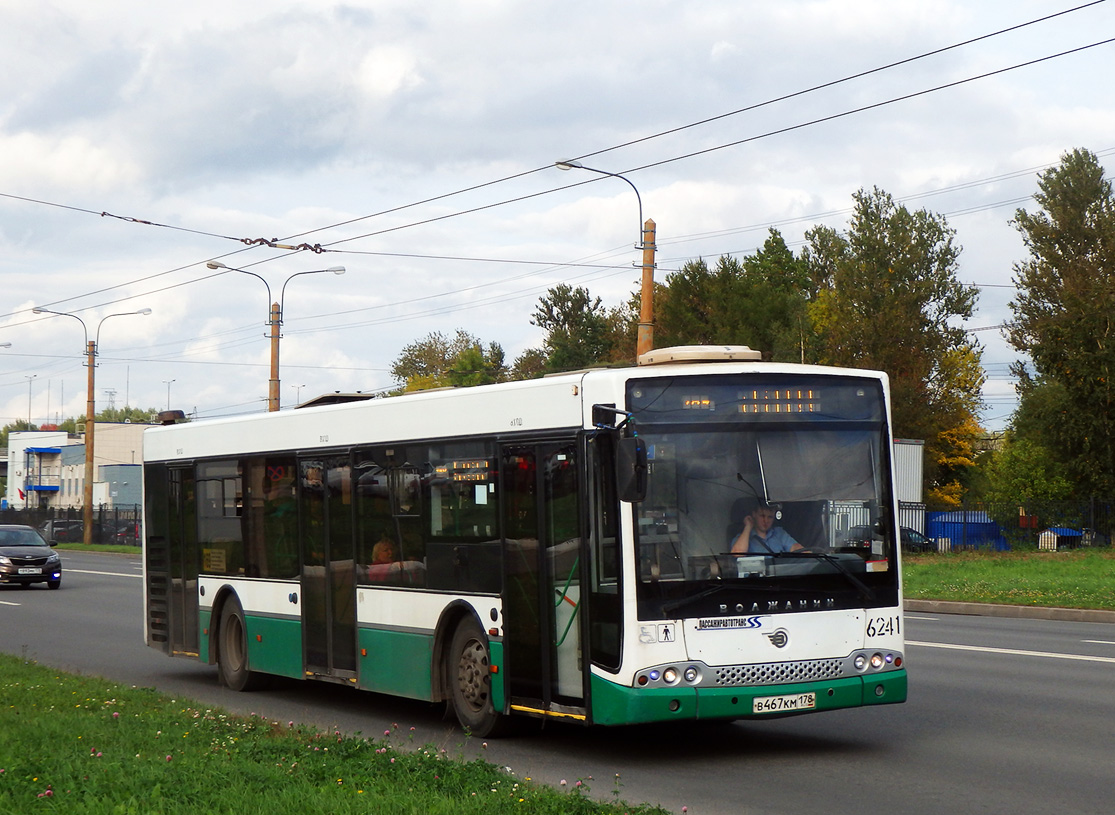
[{"x1": 371, "y1": 536, "x2": 398, "y2": 564}]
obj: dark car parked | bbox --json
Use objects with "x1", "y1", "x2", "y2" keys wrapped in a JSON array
[
  {"x1": 840, "y1": 524, "x2": 936, "y2": 554},
  {"x1": 0, "y1": 524, "x2": 62, "y2": 589},
  {"x1": 900, "y1": 526, "x2": 936, "y2": 553},
  {"x1": 37, "y1": 518, "x2": 84, "y2": 544}
]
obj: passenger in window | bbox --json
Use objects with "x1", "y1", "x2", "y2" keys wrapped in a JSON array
[
  {"x1": 372, "y1": 535, "x2": 398, "y2": 564},
  {"x1": 730, "y1": 500, "x2": 802, "y2": 554}
]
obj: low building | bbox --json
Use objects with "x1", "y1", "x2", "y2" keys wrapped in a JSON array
[{"x1": 4, "y1": 423, "x2": 147, "y2": 510}]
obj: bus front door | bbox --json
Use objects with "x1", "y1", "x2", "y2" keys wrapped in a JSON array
[
  {"x1": 501, "y1": 442, "x2": 585, "y2": 719},
  {"x1": 299, "y1": 457, "x2": 357, "y2": 680}
]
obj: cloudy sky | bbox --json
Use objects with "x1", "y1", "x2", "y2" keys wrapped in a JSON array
[{"x1": 2, "y1": 0, "x2": 1112, "y2": 432}]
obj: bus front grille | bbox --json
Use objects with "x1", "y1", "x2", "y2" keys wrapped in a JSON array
[{"x1": 714, "y1": 658, "x2": 843, "y2": 686}]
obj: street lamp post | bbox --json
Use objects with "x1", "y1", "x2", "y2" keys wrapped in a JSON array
[
  {"x1": 32, "y1": 306, "x2": 152, "y2": 544},
  {"x1": 206, "y1": 261, "x2": 345, "y2": 411},
  {"x1": 556, "y1": 160, "x2": 658, "y2": 360},
  {"x1": 163, "y1": 379, "x2": 176, "y2": 410}
]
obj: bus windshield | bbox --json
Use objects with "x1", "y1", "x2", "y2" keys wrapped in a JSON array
[{"x1": 627, "y1": 374, "x2": 899, "y2": 618}]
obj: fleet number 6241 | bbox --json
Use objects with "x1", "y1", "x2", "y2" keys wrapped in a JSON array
[{"x1": 866, "y1": 615, "x2": 900, "y2": 637}]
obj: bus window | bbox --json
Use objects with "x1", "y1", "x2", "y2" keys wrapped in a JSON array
[
  {"x1": 354, "y1": 451, "x2": 426, "y2": 586},
  {"x1": 197, "y1": 460, "x2": 243, "y2": 576},
  {"x1": 243, "y1": 456, "x2": 298, "y2": 579}
]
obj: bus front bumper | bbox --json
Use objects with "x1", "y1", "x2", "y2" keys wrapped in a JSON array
[{"x1": 589, "y1": 669, "x2": 907, "y2": 726}]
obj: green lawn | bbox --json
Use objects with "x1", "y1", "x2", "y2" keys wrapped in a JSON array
[
  {"x1": 0, "y1": 655, "x2": 666, "y2": 815},
  {"x1": 902, "y1": 548, "x2": 1115, "y2": 610}
]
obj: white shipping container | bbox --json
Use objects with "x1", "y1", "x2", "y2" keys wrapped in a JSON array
[{"x1": 893, "y1": 439, "x2": 924, "y2": 503}]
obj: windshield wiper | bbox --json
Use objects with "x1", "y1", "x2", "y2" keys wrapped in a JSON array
[{"x1": 774, "y1": 551, "x2": 876, "y2": 603}]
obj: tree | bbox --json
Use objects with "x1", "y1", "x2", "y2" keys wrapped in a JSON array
[
  {"x1": 389, "y1": 330, "x2": 507, "y2": 392},
  {"x1": 510, "y1": 347, "x2": 548, "y2": 380},
  {"x1": 0, "y1": 420, "x2": 36, "y2": 449},
  {"x1": 983, "y1": 436, "x2": 1073, "y2": 506},
  {"x1": 654, "y1": 230, "x2": 812, "y2": 361},
  {"x1": 803, "y1": 187, "x2": 984, "y2": 496},
  {"x1": 530, "y1": 284, "x2": 612, "y2": 372},
  {"x1": 93, "y1": 406, "x2": 159, "y2": 424},
  {"x1": 980, "y1": 434, "x2": 1075, "y2": 543},
  {"x1": 1006, "y1": 147, "x2": 1115, "y2": 496}
]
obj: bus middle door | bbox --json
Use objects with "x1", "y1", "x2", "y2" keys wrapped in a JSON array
[{"x1": 299, "y1": 456, "x2": 356, "y2": 681}]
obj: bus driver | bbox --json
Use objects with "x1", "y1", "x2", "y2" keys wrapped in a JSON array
[{"x1": 730, "y1": 500, "x2": 803, "y2": 554}]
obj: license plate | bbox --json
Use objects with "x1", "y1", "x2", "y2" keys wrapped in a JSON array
[
  {"x1": 753, "y1": 692, "x2": 816, "y2": 714},
  {"x1": 18, "y1": 567, "x2": 42, "y2": 575}
]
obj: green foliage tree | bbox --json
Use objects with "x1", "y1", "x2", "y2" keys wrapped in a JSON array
[
  {"x1": 803, "y1": 187, "x2": 984, "y2": 499},
  {"x1": 981, "y1": 435, "x2": 1075, "y2": 543},
  {"x1": 654, "y1": 229, "x2": 812, "y2": 361},
  {"x1": 984, "y1": 436, "x2": 1073, "y2": 505},
  {"x1": 389, "y1": 329, "x2": 507, "y2": 392},
  {"x1": 529, "y1": 284, "x2": 612, "y2": 372},
  {"x1": 1006, "y1": 147, "x2": 1115, "y2": 497},
  {"x1": 0, "y1": 420, "x2": 36, "y2": 449},
  {"x1": 94, "y1": 406, "x2": 159, "y2": 424},
  {"x1": 509, "y1": 347, "x2": 548, "y2": 380}
]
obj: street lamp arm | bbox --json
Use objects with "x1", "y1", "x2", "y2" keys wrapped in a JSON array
[
  {"x1": 555, "y1": 160, "x2": 643, "y2": 242},
  {"x1": 32, "y1": 307, "x2": 89, "y2": 346},
  {"x1": 95, "y1": 308, "x2": 153, "y2": 346},
  {"x1": 278, "y1": 267, "x2": 346, "y2": 322},
  {"x1": 207, "y1": 261, "x2": 273, "y2": 306}
]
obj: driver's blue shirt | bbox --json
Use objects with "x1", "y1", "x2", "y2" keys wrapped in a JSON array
[{"x1": 749, "y1": 526, "x2": 798, "y2": 553}]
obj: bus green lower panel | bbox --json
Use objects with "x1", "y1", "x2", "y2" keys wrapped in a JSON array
[
  {"x1": 198, "y1": 609, "x2": 213, "y2": 665},
  {"x1": 246, "y1": 615, "x2": 304, "y2": 679},
  {"x1": 590, "y1": 670, "x2": 907, "y2": 726},
  {"x1": 357, "y1": 628, "x2": 435, "y2": 701}
]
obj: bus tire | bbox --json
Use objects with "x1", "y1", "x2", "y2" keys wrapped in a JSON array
[
  {"x1": 217, "y1": 596, "x2": 267, "y2": 691},
  {"x1": 448, "y1": 618, "x2": 507, "y2": 737}
]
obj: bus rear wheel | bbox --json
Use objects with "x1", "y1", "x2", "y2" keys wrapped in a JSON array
[
  {"x1": 448, "y1": 618, "x2": 507, "y2": 737},
  {"x1": 217, "y1": 596, "x2": 266, "y2": 691}
]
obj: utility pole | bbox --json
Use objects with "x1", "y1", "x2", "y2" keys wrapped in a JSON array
[
  {"x1": 636, "y1": 218, "x2": 657, "y2": 359},
  {"x1": 269, "y1": 301, "x2": 281, "y2": 411}
]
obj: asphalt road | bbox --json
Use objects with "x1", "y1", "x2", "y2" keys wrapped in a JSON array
[{"x1": 1, "y1": 550, "x2": 1113, "y2": 815}]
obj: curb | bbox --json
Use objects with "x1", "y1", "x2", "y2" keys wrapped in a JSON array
[{"x1": 905, "y1": 599, "x2": 1115, "y2": 624}]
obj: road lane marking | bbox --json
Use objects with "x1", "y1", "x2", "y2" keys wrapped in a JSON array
[
  {"x1": 0, "y1": 599, "x2": 20, "y2": 606},
  {"x1": 64, "y1": 568, "x2": 141, "y2": 579},
  {"x1": 1082, "y1": 640, "x2": 1115, "y2": 645},
  {"x1": 908, "y1": 639, "x2": 1115, "y2": 664}
]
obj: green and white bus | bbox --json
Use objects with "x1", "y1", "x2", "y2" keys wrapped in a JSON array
[{"x1": 142, "y1": 346, "x2": 906, "y2": 735}]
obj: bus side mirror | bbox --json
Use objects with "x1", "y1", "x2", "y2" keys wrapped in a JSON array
[{"x1": 616, "y1": 436, "x2": 647, "y2": 503}]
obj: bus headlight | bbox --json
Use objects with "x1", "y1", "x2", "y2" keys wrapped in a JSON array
[
  {"x1": 683, "y1": 666, "x2": 701, "y2": 684},
  {"x1": 870, "y1": 653, "x2": 885, "y2": 670},
  {"x1": 662, "y1": 667, "x2": 679, "y2": 685},
  {"x1": 853, "y1": 654, "x2": 867, "y2": 671}
]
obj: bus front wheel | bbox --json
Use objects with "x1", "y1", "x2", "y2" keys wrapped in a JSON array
[
  {"x1": 217, "y1": 597, "x2": 266, "y2": 691},
  {"x1": 448, "y1": 619, "x2": 506, "y2": 737}
]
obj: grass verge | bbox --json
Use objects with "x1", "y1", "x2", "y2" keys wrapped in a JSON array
[
  {"x1": 902, "y1": 548, "x2": 1115, "y2": 610},
  {"x1": 55, "y1": 543, "x2": 141, "y2": 555},
  {"x1": 0, "y1": 655, "x2": 668, "y2": 815}
]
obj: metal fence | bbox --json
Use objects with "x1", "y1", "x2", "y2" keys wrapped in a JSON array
[
  {"x1": 899, "y1": 499, "x2": 1113, "y2": 551},
  {"x1": 0, "y1": 505, "x2": 141, "y2": 546}
]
